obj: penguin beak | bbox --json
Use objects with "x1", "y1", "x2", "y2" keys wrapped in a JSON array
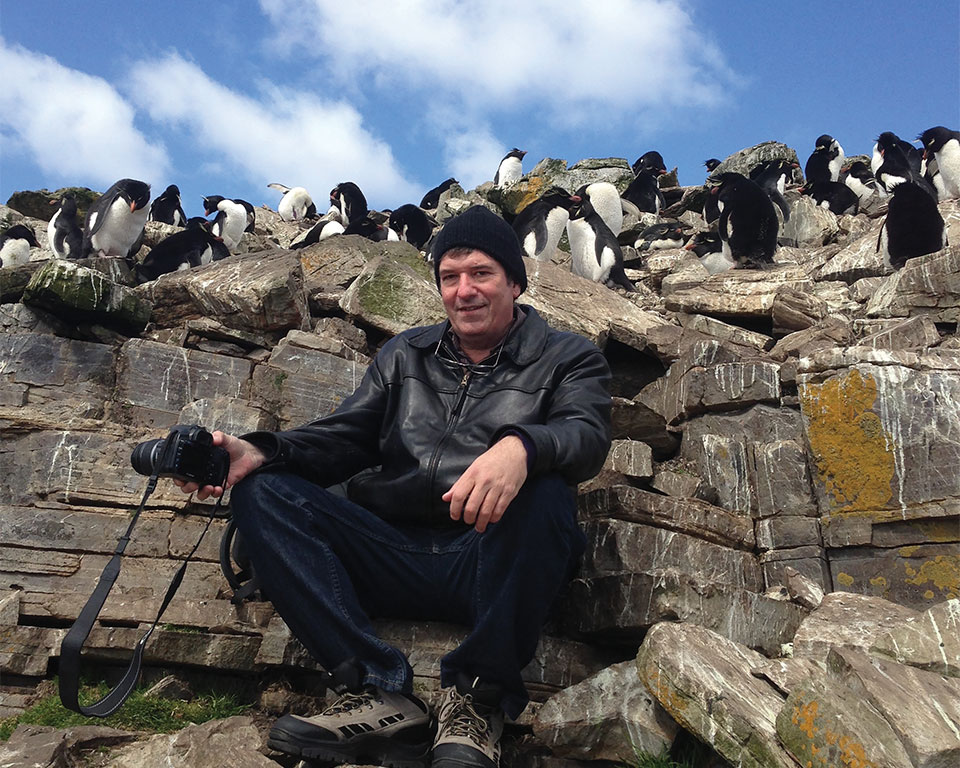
[
  {"x1": 684, "y1": 241, "x2": 696, "y2": 251},
  {"x1": 570, "y1": 195, "x2": 581, "y2": 204}
]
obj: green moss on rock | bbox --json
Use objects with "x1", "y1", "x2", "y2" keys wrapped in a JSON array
[{"x1": 23, "y1": 260, "x2": 151, "y2": 334}]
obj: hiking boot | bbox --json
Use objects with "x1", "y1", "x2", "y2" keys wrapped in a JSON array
[
  {"x1": 267, "y1": 660, "x2": 432, "y2": 768},
  {"x1": 432, "y1": 674, "x2": 505, "y2": 768}
]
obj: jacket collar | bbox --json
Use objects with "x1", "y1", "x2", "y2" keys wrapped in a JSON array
[{"x1": 406, "y1": 303, "x2": 548, "y2": 366}]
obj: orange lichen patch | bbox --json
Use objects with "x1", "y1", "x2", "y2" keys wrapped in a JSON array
[
  {"x1": 787, "y1": 698, "x2": 880, "y2": 768},
  {"x1": 792, "y1": 699, "x2": 819, "y2": 738},
  {"x1": 826, "y1": 731, "x2": 878, "y2": 768},
  {"x1": 904, "y1": 555, "x2": 960, "y2": 599},
  {"x1": 639, "y1": 656, "x2": 690, "y2": 727},
  {"x1": 836, "y1": 572, "x2": 855, "y2": 587},
  {"x1": 512, "y1": 176, "x2": 549, "y2": 213},
  {"x1": 799, "y1": 369, "x2": 895, "y2": 513}
]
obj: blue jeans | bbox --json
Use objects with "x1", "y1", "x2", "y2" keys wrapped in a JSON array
[{"x1": 230, "y1": 468, "x2": 586, "y2": 719}]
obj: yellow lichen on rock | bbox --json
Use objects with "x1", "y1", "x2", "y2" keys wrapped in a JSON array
[
  {"x1": 513, "y1": 176, "x2": 549, "y2": 214},
  {"x1": 904, "y1": 554, "x2": 960, "y2": 600},
  {"x1": 836, "y1": 572, "x2": 855, "y2": 587},
  {"x1": 799, "y1": 368, "x2": 895, "y2": 513}
]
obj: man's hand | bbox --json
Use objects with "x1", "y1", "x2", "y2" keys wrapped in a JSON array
[
  {"x1": 443, "y1": 435, "x2": 528, "y2": 532},
  {"x1": 172, "y1": 431, "x2": 266, "y2": 500}
]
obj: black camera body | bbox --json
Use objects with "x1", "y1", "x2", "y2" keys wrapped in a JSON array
[{"x1": 130, "y1": 425, "x2": 230, "y2": 487}]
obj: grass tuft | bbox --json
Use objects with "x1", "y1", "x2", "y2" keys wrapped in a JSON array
[
  {"x1": 0, "y1": 679, "x2": 248, "y2": 742},
  {"x1": 632, "y1": 746, "x2": 700, "y2": 768}
]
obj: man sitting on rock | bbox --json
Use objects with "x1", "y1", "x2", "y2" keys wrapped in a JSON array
[{"x1": 176, "y1": 205, "x2": 612, "y2": 768}]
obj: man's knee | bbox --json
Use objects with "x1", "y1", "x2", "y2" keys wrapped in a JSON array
[{"x1": 514, "y1": 473, "x2": 576, "y2": 526}]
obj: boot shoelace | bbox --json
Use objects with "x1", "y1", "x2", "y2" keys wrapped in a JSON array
[
  {"x1": 323, "y1": 688, "x2": 380, "y2": 717},
  {"x1": 443, "y1": 690, "x2": 489, "y2": 743}
]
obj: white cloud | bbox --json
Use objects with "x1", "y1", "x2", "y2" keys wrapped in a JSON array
[
  {"x1": 126, "y1": 53, "x2": 419, "y2": 207},
  {"x1": 0, "y1": 38, "x2": 169, "y2": 190},
  {"x1": 423, "y1": 107, "x2": 506, "y2": 190},
  {"x1": 258, "y1": 0, "x2": 737, "y2": 114}
]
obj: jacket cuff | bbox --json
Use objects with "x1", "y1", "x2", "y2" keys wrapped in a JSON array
[
  {"x1": 494, "y1": 427, "x2": 537, "y2": 473},
  {"x1": 239, "y1": 430, "x2": 287, "y2": 465}
]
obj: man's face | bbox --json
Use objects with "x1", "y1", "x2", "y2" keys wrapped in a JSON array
[{"x1": 438, "y1": 249, "x2": 521, "y2": 356}]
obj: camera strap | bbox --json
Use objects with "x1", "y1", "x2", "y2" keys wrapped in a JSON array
[{"x1": 59, "y1": 476, "x2": 223, "y2": 717}]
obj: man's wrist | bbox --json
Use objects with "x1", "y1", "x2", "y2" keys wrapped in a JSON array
[{"x1": 501, "y1": 429, "x2": 535, "y2": 472}]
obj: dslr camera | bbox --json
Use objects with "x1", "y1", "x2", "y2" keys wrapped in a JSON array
[{"x1": 130, "y1": 424, "x2": 230, "y2": 487}]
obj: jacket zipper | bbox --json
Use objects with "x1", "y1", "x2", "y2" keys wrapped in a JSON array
[{"x1": 427, "y1": 368, "x2": 472, "y2": 510}]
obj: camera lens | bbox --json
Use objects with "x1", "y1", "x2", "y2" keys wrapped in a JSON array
[{"x1": 130, "y1": 438, "x2": 165, "y2": 476}]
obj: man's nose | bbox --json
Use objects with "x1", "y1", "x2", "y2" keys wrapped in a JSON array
[{"x1": 456, "y1": 275, "x2": 477, "y2": 297}]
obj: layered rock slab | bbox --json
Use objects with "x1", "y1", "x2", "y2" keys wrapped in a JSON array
[
  {"x1": 636, "y1": 622, "x2": 796, "y2": 768},
  {"x1": 532, "y1": 659, "x2": 678, "y2": 762}
]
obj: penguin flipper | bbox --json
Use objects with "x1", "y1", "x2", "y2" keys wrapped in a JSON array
[
  {"x1": 620, "y1": 198, "x2": 641, "y2": 219},
  {"x1": 608, "y1": 263, "x2": 636, "y2": 292},
  {"x1": 85, "y1": 193, "x2": 119, "y2": 238},
  {"x1": 267, "y1": 183, "x2": 291, "y2": 192},
  {"x1": 533, "y1": 217, "x2": 548, "y2": 257},
  {"x1": 770, "y1": 190, "x2": 791, "y2": 222}
]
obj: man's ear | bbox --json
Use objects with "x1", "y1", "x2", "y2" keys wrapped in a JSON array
[{"x1": 511, "y1": 282, "x2": 522, "y2": 300}]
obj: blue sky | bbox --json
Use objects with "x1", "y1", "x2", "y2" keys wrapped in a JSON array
[{"x1": 1, "y1": 1, "x2": 957, "y2": 217}]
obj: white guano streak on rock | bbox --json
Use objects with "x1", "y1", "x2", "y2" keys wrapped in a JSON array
[
  {"x1": 928, "y1": 607, "x2": 951, "y2": 673},
  {"x1": 48, "y1": 430, "x2": 77, "y2": 503},
  {"x1": 871, "y1": 364, "x2": 909, "y2": 517},
  {"x1": 160, "y1": 347, "x2": 192, "y2": 407},
  {"x1": 933, "y1": 697, "x2": 960, "y2": 741}
]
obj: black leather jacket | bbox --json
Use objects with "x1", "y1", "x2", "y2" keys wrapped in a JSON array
[{"x1": 245, "y1": 305, "x2": 612, "y2": 525}]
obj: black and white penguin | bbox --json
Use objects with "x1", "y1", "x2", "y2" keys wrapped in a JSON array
[
  {"x1": 512, "y1": 187, "x2": 581, "y2": 261},
  {"x1": 873, "y1": 132, "x2": 932, "y2": 195},
  {"x1": 622, "y1": 170, "x2": 665, "y2": 214},
  {"x1": 702, "y1": 180, "x2": 721, "y2": 225},
  {"x1": 923, "y1": 154, "x2": 949, "y2": 200},
  {"x1": 575, "y1": 182, "x2": 624, "y2": 236},
  {"x1": 713, "y1": 172, "x2": 779, "y2": 269},
  {"x1": 919, "y1": 126, "x2": 960, "y2": 199},
  {"x1": 344, "y1": 217, "x2": 399, "y2": 242},
  {"x1": 0, "y1": 224, "x2": 41, "y2": 267},
  {"x1": 289, "y1": 215, "x2": 346, "y2": 250},
  {"x1": 750, "y1": 159, "x2": 796, "y2": 222},
  {"x1": 149, "y1": 184, "x2": 187, "y2": 226},
  {"x1": 494, "y1": 148, "x2": 526, "y2": 187},
  {"x1": 388, "y1": 204, "x2": 435, "y2": 250},
  {"x1": 804, "y1": 134, "x2": 845, "y2": 183},
  {"x1": 800, "y1": 181, "x2": 860, "y2": 215},
  {"x1": 204, "y1": 196, "x2": 248, "y2": 250},
  {"x1": 47, "y1": 193, "x2": 83, "y2": 259},
  {"x1": 268, "y1": 183, "x2": 317, "y2": 221},
  {"x1": 684, "y1": 231, "x2": 722, "y2": 258},
  {"x1": 632, "y1": 150, "x2": 667, "y2": 177},
  {"x1": 685, "y1": 230, "x2": 733, "y2": 274},
  {"x1": 878, "y1": 182, "x2": 947, "y2": 270},
  {"x1": 133, "y1": 222, "x2": 228, "y2": 283},
  {"x1": 566, "y1": 197, "x2": 635, "y2": 291},
  {"x1": 81, "y1": 178, "x2": 151, "y2": 259},
  {"x1": 704, "y1": 158, "x2": 722, "y2": 173},
  {"x1": 631, "y1": 222, "x2": 688, "y2": 252},
  {"x1": 330, "y1": 182, "x2": 368, "y2": 224},
  {"x1": 842, "y1": 160, "x2": 881, "y2": 204},
  {"x1": 201, "y1": 195, "x2": 253, "y2": 226},
  {"x1": 420, "y1": 178, "x2": 458, "y2": 209}
]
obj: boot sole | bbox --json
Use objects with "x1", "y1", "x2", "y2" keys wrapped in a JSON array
[{"x1": 268, "y1": 728, "x2": 431, "y2": 768}]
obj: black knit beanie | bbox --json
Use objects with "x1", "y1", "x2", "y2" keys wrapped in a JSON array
[{"x1": 432, "y1": 206, "x2": 527, "y2": 293}]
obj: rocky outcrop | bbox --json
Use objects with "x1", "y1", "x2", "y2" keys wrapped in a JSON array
[{"x1": 2, "y1": 145, "x2": 958, "y2": 764}]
